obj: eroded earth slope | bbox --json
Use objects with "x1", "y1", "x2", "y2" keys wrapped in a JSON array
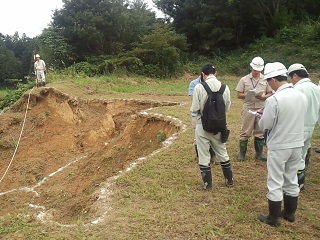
[{"x1": 0, "y1": 88, "x2": 183, "y2": 224}]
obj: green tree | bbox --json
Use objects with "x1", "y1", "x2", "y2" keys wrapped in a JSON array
[
  {"x1": 0, "y1": 44, "x2": 21, "y2": 84},
  {"x1": 51, "y1": 0, "x2": 157, "y2": 61},
  {"x1": 131, "y1": 25, "x2": 188, "y2": 77},
  {"x1": 286, "y1": 0, "x2": 320, "y2": 21},
  {"x1": 154, "y1": 0, "x2": 320, "y2": 53},
  {"x1": 36, "y1": 28, "x2": 74, "y2": 69},
  {"x1": 123, "y1": 0, "x2": 157, "y2": 49},
  {"x1": 154, "y1": 0, "x2": 240, "y2": 53},
  {"x1": 0, "y1": 32, "x2": 36, "y2": 80},
  {"x1": 254, "y1": 0, "x2": 291, "y2": 37}
]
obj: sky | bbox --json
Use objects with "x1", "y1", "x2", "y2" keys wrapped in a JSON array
[{"x1": 0, "y1": 0, "x2": 159, "y2": 38}]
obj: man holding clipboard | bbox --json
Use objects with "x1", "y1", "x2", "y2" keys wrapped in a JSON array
[{"x1": 236, "y1": 57, "x2": 273, "y2": 161}]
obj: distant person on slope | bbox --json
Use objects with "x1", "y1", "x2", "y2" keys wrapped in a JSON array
[{"x1": 34, "y1": 54, "x2": 47, "y2": 87}]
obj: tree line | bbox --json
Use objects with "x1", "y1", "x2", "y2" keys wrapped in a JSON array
[{"x1": 1, "y1": 0, "x2": 320, "y2": 83}]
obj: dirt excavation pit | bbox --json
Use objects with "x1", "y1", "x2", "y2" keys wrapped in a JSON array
[{"x1": 0, "y1": 88, "x2": 183, "y2": 225}]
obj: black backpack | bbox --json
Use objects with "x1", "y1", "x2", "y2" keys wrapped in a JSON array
[{"x1": 200, "y1": 81, "x2": 227, "y2": 134}]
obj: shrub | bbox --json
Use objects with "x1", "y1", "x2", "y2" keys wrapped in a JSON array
[
  {"x1": 129, "y1": 25, "x2": 188, "y2": 78},
  {"x1": 0, "y1": 81, "x2": 33, "y2": 110},
  {"x1": 66, "y1": 62, "x2": 99, "y2": 77},
  {"x1": 96, "y1": 57, "x2": 143, "y2": 75}
]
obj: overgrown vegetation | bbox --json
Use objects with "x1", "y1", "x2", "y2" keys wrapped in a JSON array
[
  {"x1": 156, "y1": 130, "x2": 166, "y2": 142},
  {"x1": 214, "y1": 20, "x2": 320, "y2": 77},
  {"x1": 0, "y1": 81, "x2": 33, "y2": 110}
]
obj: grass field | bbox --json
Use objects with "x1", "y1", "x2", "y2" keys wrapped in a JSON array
[
  {"x1": 0, "y1": 89, "x2": 8, "y2": 98},
  {"x1": 0, "y1": 73, "x2": 320, "y2": 239}
]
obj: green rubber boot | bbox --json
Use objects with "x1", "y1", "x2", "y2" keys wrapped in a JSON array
[
  {"x1": 237, "y1": 140, "x2": 248, "y2": 161},
  {"x1": 254, "y1": 138, "x2": 267, "y2": 161}
]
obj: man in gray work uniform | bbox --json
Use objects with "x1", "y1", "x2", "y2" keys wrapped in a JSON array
[
  {"x1": 288, "y1": 63, "x2": 320, "y2": 190},
  {"x1": 258, "y1": 62, "x2": 307, "y2": 227},
  {"x1": 190, "y1": 64, "x2": 233, "y2": 190},
  {"x1": 188, "y1": 76, "x2": 215, "y2": 164}
]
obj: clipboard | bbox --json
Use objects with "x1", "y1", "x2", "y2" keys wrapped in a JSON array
[{"x1": 244, "y1": 89, "x2": 265, "y2": 102}]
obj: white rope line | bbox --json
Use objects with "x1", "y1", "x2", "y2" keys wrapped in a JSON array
[{"x1": 0, "y1": 88, "x2": 34, "y2": 183}]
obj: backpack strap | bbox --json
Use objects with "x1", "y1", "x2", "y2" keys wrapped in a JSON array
[
  {"x1": 201, "y1": 81, "x2": 213, "y2": 95},
  {"x1": 201, "y1": 81, "x2": 226, "y2": 95},
  {"x1": 218, "y1": 83, "x2": 226, "y2": 94}
]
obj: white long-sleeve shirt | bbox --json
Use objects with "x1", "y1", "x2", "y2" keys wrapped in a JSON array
[
  {"x1": 293, "y1": 78, "x2": 320, "y2": 131},
  {"x1": 259, "y1": 83, "x2": 307, "y2": 150}
]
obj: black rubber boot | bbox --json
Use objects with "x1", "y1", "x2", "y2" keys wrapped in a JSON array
[
  {"x1": 220, "y1": 161, "x2": 234, "y2": 187},
  {"x1": 254, "y1": 137, "x2": 267, "y2": 161},
  {"x1": 194, "y1": 144, "x2": 199, "y2": 162},
  {"x1": 237, "y1": 140, "x2": 248, "y2": 161},
  {"x1": 263, "y1": 131, "x2": 268, "y2": 145},
  {"x1": 209, "y1": 146, "x2": 215, "y2": 164},
  {"x1": 259, "y1": 200, "x2": 281, "y2": 227},
  {"x1": 297, "y1": 169, "x2": 305, "y2": 191},
  {"x1": 280, "y1": 194, "x2": 298, "y2": 222},
  {"x1": 305, "y1": 147, "x2": 311, "y2": 169},
  {"x1": 199, "y1": 165, "x2": 212, "y2": 190}
]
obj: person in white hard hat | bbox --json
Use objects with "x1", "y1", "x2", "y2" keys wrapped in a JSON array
[
  {"x1": 235, "y1": 57, "x2": 273, "y2": 161},
  {"x1": 287, "y1": 63, "x2": 320, "y2": 191},
  {"x1": 34, "y1": 54, "x2": 47, "y2": 87},
  {"x1": 258, "y1": 62, "x2": 307, "y2": 227}
]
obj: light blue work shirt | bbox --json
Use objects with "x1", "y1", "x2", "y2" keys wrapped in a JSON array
[{"x1": 188, "y1": 77, "x2": 201, "y2": 117}]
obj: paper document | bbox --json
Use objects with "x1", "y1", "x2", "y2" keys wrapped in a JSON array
[
  {"x1": 244, "y1": 89, "x2": 265, "y2": 102},
  {"x1": 248, "y1": 110, "x2": 262, "y2": 119}
]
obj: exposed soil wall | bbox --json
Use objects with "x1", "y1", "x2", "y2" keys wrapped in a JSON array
[{"x1": 0, "y1": 88, "x2": 183, "y2": 224}]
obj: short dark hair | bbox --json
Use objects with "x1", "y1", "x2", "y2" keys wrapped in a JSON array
[
  {"x1": 288, "y1": 69, "x2": 309, "y2": 79},
  {"x1": 201, "y1": 64, "x2": 216, "y2": 75},
  {"x1": 274, "y1": 75, "x2": 287, "y2": 82}
]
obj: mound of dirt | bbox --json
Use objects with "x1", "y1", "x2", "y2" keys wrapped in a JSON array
[{"x1": 0, "y1": 88, "x2": 183, "y2": 224}]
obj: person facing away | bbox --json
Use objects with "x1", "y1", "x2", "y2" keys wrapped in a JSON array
[
  {"x1": 34, "y1": 54, "x2": 47, "y2": 87},
  {"x1": 287, "y1": 63, "x2": 320, "y2": 191},
  {"x1": 258, "y1": 62, "x2": 307, "y2": 227},
  {"x1": 190, "y1": 64, "x2": 233, "y2": 190},
  {"x1": 188, "y1": 76, "x2": 216, "y2": 164},
  {"x1": 235, "y1": 56, "x2": 273, "y2": 161},
  {"x1": 315, "y1": 80, "x2": 320, "y2": 154}
]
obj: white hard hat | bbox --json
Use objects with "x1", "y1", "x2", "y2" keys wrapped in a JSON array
[
  {"x1": 264, "y1": 62, "x2": 287, "y2": 80},
  {"x1": 250, "y1": 57, "x2": 264, "y2": 71},
  {"x1": 288, "y1": 63, "x2": 308, "y2": 75},
  {"x1": 35, "y1": 54, "x2": 40, "y2": 58}
]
